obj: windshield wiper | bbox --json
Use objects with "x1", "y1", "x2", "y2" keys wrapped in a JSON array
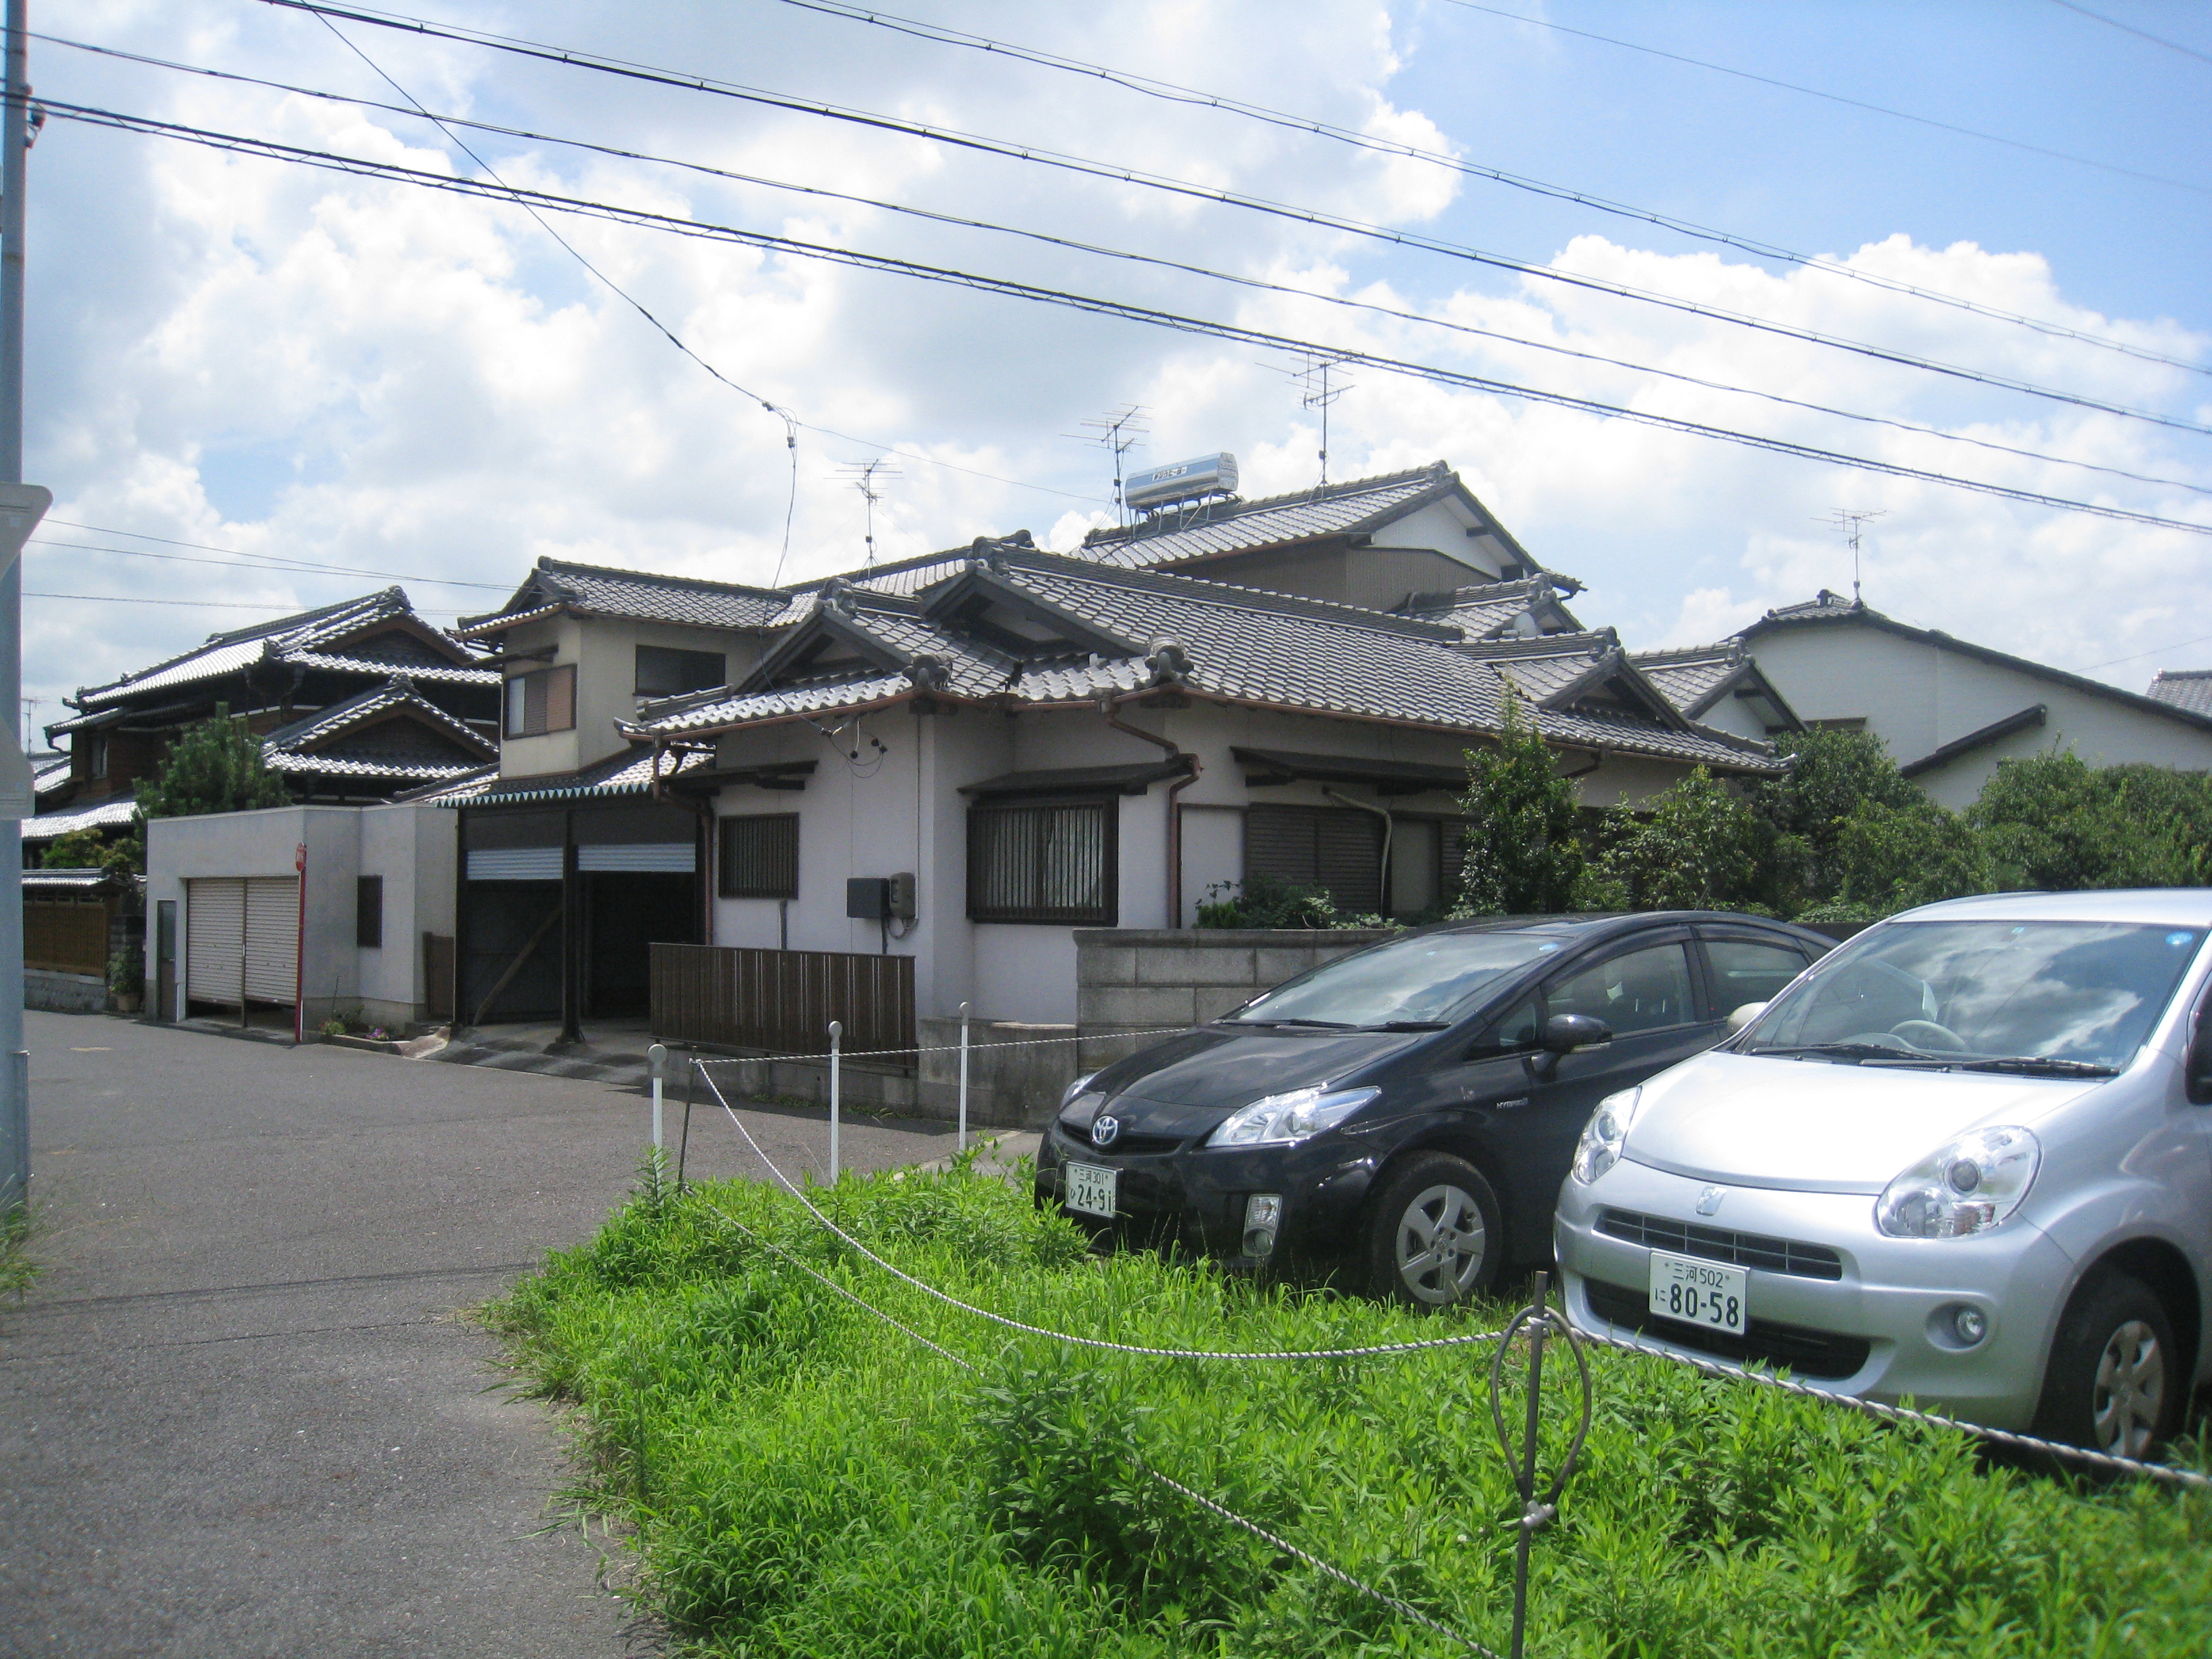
[
  {"x1": 1360, "y1": 1021, "x2": 1450, "y2": 1032},
  {"x1": 1748, "y1": 1042, "x2": 1952, "y2": 1066},
  {"x1": 1951, "y1": 1056, "x2": 2119, "y2": 1078},
  {"x1": 1230, "y1": 1017, "x2": 1357, "y2": 1029}
]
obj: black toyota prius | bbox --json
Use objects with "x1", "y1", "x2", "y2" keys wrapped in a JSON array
[{"x1": 1036, "y1": 912, "x2": 1833, "y2": 1305}]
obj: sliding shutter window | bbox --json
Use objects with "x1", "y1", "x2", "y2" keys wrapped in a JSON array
[
  {"x1": 504, "y1": 665, "x2": 577, "y2": 737},
  {"x1": 718, "y1": 814, "x2": 798, "y2": 899},
  {"x1": 967, "y1": 798, "x2": 1115, "y2": 924},
  {"x1": 1244, "y1": 804, "x2": 1384, "y2": 916}
]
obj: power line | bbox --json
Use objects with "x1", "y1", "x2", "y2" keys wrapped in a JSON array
[
  {"x1": 769, "y1": 0, "x2": 2211, "y2": 377},
  {"x1": 1440, "y1": 0, "x2": 2211, "y2": 194},
  {"x1": 245, "y1": 2, "x2": 2212, "y2": 438},
  {"x1": 47, "y1": 99, "x2": 2212, "y2": 541},
  {"x1": 32, "y1": 527, "x2": 510, "y2": 588},
  {"x1": 2047, "y1": 0, "x2": 2212, "y2": 68},
  {"x1": 43, "y1": 35, "x2": 2201, "y2": 495},
  {"x1": 24, "y1": 590, "x2": 467, "y2": 613},
  {"x1": 2086, "y1": 630, "x2": 2212, "y2": 671}
]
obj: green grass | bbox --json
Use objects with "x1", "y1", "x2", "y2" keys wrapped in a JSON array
[
  {"x1": 485, "y1": 1156, "x2": 2212, "y2": 1658},
  {"x1": 0, "y1": 1199, "x2": 40, "y2": 1301}
]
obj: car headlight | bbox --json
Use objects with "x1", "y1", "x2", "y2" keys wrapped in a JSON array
[
  {"x1": 1204, "y1": 1086, "x2": 1378, "y2": 1148},
  {"x1": 1569, "y1": 1087, "x2": 1641, "y2": 1185},
  {"x1": 1057, "y1": 1072, "x2": 1103, "y2": 1131},
  {"x1": 1875, "y1": 1126, "x2": 2040, "y2": 1239}
]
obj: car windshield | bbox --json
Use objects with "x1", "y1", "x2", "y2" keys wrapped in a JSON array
[
  {"x1": 1743, "y1": 920, "x2": 2206, "y2": 1072},
  {"x1": 1223, "y1": 930, "x2": 1568, "y2": 1029}
]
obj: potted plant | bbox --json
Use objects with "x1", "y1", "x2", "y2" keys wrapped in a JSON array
[{"x1": 108, "y1": 948, "x2": 142, "y2": 1015}]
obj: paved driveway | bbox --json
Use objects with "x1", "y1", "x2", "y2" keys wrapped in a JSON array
[{"x1": 0, "y1": 1011, "x2": 953, "y2": 1658}]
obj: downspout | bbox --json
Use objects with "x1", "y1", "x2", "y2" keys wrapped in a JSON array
[
  {"x1": 649, "y1": 736, "x2": 717, "y2": 949},
  {"x1": 1100, "y1": 690, "x2": 1199, "y2": 929},
  {"x1": 1323, "y1": 789, "x2": 1393, "y2": 918}
]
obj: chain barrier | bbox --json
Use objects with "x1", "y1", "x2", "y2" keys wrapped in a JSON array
[
  {"x1": 1488, "y1": 1274, "x2": 1591, "y2": 1659},
  {"x1": 686, "y1": 1025, "x2": 1162, "y2": 1071},
  {"x1": 697, "y1": 1063, "x2": 1509, "y2": 1362}
]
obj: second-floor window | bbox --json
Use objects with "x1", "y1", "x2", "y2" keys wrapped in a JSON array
[
  {"x1": 636, "y1": 645, "x2": 726, "y2": 698},
  {"x1": 87, "y1": 736, "x2": 108, "y2": 780},
  {"x1": 505, "y1": 664, "x2": 576, "y2": 738}
]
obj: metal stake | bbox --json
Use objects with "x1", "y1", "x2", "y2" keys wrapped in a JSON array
[
  {"x1": 1488, "y1": 1271, "x2": 1593, "y2": 1659},
  {"x1": 676, "y1": 1054, "x2": 694, "y2": 1189},
  {"x1": 957, "y1": 1000, "x2": 970, "y2": 1153},
  {"x1": 827, "y1": 1019, "x2": 842, "y2": 1184},
  {"x1": 648, "y1": 1042, "x2": 668, "y2": 1150}
]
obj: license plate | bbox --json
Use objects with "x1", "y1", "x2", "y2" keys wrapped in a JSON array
[
  {"x1": 1647, "y1": 1249, "x2": 1748, "y2": 1334},
  {"x1": 1063, "y1": 1162, "x2": 1119, "y2": 1219}
]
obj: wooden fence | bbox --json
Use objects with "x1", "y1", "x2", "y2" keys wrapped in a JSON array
[
  {"x1": 25, "y1": 901, "x2": 112, "y2": 977},
  {"x1": 650, "y1": 942, "x2": 916, "y2": 1059}
]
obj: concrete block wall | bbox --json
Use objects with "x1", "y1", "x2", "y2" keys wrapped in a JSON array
[{"x1": 1075, "y1": 928, "x2": 1396, "y2": 1048}]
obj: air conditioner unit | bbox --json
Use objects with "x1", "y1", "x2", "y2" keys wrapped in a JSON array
[{"x1": 1122, "y1": 452, "x2": 1237, "y2": 513}]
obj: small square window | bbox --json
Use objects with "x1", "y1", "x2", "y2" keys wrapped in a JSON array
[
  {"x1": 504, "y1": 665, "x2": 576, "y2": 737},
  {"x1": 719, "y1": 814, "x2": 798, "y2": 899}
]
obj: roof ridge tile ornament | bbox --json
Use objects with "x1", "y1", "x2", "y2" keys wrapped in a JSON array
[
  {"x1": 821, "y1": 576, "x2": 855, "y2": 615},
  {"x1": 1145, "y1": 636, "x2": 1194, "y2": 687},
  {"x1": 905, "y1": 653, "x2": 950, "y2": 693}
]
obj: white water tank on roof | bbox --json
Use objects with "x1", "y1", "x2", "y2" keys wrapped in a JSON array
[{"x1": 1123, "y1": 452, "x2": 1237, "y2": 512}]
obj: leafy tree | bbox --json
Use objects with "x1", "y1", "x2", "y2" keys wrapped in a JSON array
[
  {"x1": 135, "y1": 705, "x2": 289, "y2": 820},
  {"x1": 39, "y1": 826, "x2": 142, "y2": 878},
  {"x1": 1969, "y1": 751, "x2": 2212, "y2": 890},
  {"x1": 1454, "y1": 698, "x2": 1586, "y2": 914},
  {"x1": 1833, "y1": 797, "x2": 1992, "y2": 913},
  {"x1": 1596, "y1": 768, "x2": 1763, "y2": 910},
  {"x1": 1747, "y1": 728, "x2": 1918, "y2": 913}
]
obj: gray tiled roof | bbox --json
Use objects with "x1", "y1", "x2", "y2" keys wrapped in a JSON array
[
  {"x1": 2148, "y1": 670, "x2": 2212, "y2": 716},
  {"x1": 457, "y1": 557, "x2": 794, "y2": 636},
  {"x1": 73, "y1": 587, "x2": 452, "y2": 709},
  {"x1": 419, "y1": 744, "x2": 718, "y2": 806},
  {"x1": 260, "y1": 676, "x2": 497, "y2": 771},
  {"x1": 1078, "y1": 462, "x2": 1460, "y2": 570},
  {"x1": 20, "y1": 798, "x2": 139, "y2": 840},
  {"x1": 624, "y1": 548, "x2": 1781, "y2": 773},
  {"x1": 1631, "y1": 644, "x2": 1744, "y2": 716},
  {"x1": 1403, "y1": 575, "x2": 1584, "y2": 640}
]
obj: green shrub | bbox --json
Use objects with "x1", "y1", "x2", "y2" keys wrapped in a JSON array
[
  {"x1": 1456, "y1": 698, "x2": 1586, "y2": 914},
  {"x1": 487, "y1": 1162, "x2": 2212, "y2": 1658},
  {"x1": 1193, "y1": 874, "x2": 1340, "y2": 929}
]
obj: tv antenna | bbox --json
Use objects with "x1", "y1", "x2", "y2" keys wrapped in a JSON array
[
  {"x1": 1063, "y1": 405, "x2": 1148, "y2": 526},
  {"x1": 1295, "y1": 353, "x2": 1356, "y2": 489},
  {"x1": 834, "y1": 457, "x2": 900, "y2": 567},
  {"x1": 1819, "y1": 508, "x2": 1887, "y2": 603}
]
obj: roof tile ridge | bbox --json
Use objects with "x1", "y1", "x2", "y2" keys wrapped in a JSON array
[
  {"x1": 998, "y1": 547, "x2": 1461, "y2": 639},
  {"x1": 537, "y1": 554, "x2": 791, "y2": 599},
  {"x1": 1080, "y1": 459, "x2": 1446, "y2": 546}
]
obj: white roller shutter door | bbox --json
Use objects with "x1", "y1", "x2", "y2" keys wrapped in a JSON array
[
  {"x1": 243, "y1": 877, "x2": 300, "y2": 1006},
  {"x1": 576, "y1": 842, "x2": 695, "y2": 873},
  {"x1": 186, "y1": 878, "x2": 244, "y2": 1008}
]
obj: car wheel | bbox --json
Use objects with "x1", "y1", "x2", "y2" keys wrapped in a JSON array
[
  {"x1": 1366, "y1": 1152, "x2": 1503, "y2": 1308},
  {"x1": 2032, "y1": 1271, "x2": 2179, "y2": 1460}
]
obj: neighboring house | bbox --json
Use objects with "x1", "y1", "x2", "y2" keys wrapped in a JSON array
[
  {"x1": 1737, "y1": 592, "x2": 2212, "y2": 809},
  {"x1": 1631, "y1": 641, "x2": 1804, "y2": 745},
  {"x1": 28, "y1": 588, "x2": 500, "y2": 855},
  {"x1": 617, "y1": 541, "x2": 1782, "y2": 1027},
  {"x1": 2147, "y1": 670, "x2": 2212, "y2": 717}
]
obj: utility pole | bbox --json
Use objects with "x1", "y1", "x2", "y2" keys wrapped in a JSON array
[{"x1": 1, "y1": 0, "x2": 33, "y2": 1218}]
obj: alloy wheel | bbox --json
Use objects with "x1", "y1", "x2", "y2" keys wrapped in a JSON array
[
  {"x1": 2091, "y1": 1318, "x2": 2166, "y2": 1458},
  {"x1": 1393, "y1": 1183, "x2": 1488, "y2": 1305}
]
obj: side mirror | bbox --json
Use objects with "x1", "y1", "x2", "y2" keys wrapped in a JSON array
[
  {"x1": 2188, "y1": 1009, "x2": 2212, "y2": 1106},
  {"x1": 1542, "y1": 1013, "x2": 1612, "y2": 1054},
  {"x1": 1726, "y1": 1002, "x2": 1769, "y2": 1036}
]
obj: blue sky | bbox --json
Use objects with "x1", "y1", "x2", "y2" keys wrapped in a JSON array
[{"x1": 19, "y1": 0, "x2": 2212, "y2": 735}]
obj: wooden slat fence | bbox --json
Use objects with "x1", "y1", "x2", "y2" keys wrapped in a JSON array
[
  {"x1": 651, "y1": 942, "x2": 916, "y2": 1059},
  {"x1": 26, "y1": 901, "x2": 111, "y2": 977}
]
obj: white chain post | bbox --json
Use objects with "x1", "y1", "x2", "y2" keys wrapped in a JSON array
[
  {"x1": 827, "y1": 1019, "x2": 842, "y2": 1185},
  {"x1": 957, "y1": 1001, "x2": 970, "y2": 1154},
  {"x1": 647, "y1": 1042, "x2": 667, "y2": 1151}
]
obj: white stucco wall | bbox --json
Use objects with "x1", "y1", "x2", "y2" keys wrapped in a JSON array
[
  {"x1": 1748, "y1": 621, "x2": 2212, "y2": 808},
  {"x1": 145, "y1": 801, "x2": 456, "y2": 1028}
]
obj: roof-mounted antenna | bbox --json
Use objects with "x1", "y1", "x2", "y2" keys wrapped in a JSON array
[
  {"x1": 834, "y1": 457, "x2": 900, "y2": 567},
  {"x1": 1295, "y1": 353, "x2": 1356, "y2": 491},
  {"x1": 1818, "y1": 508, "x2": 1887, "y2": 604},
  {"x1": 1063, "y1": 405, "x2": 1149, "y2": 527}
]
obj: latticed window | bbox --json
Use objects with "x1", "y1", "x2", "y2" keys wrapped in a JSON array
[
  {"x1": 718, "y1": 813, "x2": 799, "y2": 899},
  {"x1": 967, "y1": 798, "x2": 1116, "y2": 924}
]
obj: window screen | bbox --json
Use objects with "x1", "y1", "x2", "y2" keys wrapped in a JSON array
[
  {"x1": 504, "y1": 665, "x2": 576, "y2": 737},
  {"x1": 718, "y1": 813, "x2": 798, "y2": 899},
  {"x1": 1244, "y1": 804, "x2": 1384, "y2": 916},
  {"x1": 636, "y1": 644, "x2": 727, "y2": 698},
  {"x1": 968, "y1": 798, "x2": 1115, "y2": 924},
  {"x1": 355, "y1": 876, "x2": 384, "y2": 949}
]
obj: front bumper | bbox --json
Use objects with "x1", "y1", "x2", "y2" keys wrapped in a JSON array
[
  {"x1": 1036, "y1": 1119, "x2": 1379, "y2": 1264},
  {"x1": 1554, "y1": 1158, "x2": 2070, "y2": 1431}
]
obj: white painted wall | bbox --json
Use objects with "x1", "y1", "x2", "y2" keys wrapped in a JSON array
[
  {"x1": 1748, "y1": 621, "x2": 2212, "y2": 809},
  {"x1": 145, "y1": 801, "x2": 456, "y2": 1028}
]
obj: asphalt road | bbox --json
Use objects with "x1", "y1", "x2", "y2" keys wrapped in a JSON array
[{"x1": 0, "y1": 1010, "x2": 954, "y2": 1658}]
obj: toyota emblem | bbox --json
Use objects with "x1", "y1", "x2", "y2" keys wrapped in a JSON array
[
  {"x1": 1696, "y1": 1185, "x2": 1726, "y2": 1216},
  {"x1": 1090, "y1": 1114, "x2": 1122, "y2": 1149}
]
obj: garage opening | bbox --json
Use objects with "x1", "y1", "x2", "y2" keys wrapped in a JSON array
[{"x1": 185, "y1": 876, "x2": 299, "y2": 1027}]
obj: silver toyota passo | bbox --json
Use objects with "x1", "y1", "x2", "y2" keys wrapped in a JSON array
[{"x1": 1555, "y1": 890, "x2": 2212, "y2": 1457}]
